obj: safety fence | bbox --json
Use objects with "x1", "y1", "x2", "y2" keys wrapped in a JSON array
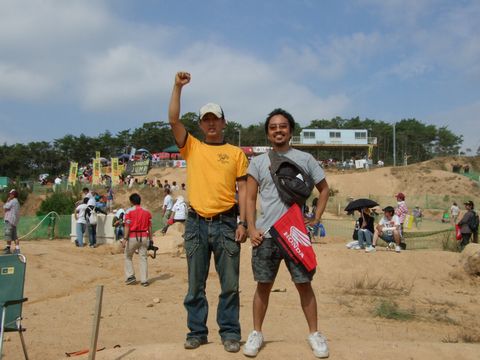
[
  {"x1": 0, "y1": 212, "x2": 168, "y2": 240},
  {"x1": 1, "y1": 212, "x2": 457, "y2": 251},
  {"x1": 319, "y1": 217, "x2": 454, "y2": 250},
  {"x1": 323, "y1": 194, "x2": 480, "y2": 215}
]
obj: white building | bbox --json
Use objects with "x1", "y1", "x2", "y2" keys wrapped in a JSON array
[{"x1": 293, "y1": 129, "x2": 375, "y2": 146}]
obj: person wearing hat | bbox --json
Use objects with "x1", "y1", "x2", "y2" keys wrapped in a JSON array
[
  {"x1": 3, "y1": 189, "x2": 21, "y2": 254},
  {"x1": 457, "y1": 201, "x2": 477, "y2": 250},
  {"x1": 168, "y1": 71, "x2": 248, "y2": 353},
  {"x1": 394, "y1": 192, "x2": 408, "y2": 234},
  {"x1": 368, "y1": 206, "x2": 402, "y2": 253}
]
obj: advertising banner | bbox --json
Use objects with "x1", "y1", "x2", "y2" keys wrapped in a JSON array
[
  {"x1": 126, "y1": 159, "x2": 150, "y2": 176},
  {"x1": 111, "y1": 157, "x2": 120, "y2": 186},
  {"x1": 92, "y1": 158, "x2": 102, "y2": 185},
  {"x1": 68, "y1": 161, "x2": 78, "y2": 185}
]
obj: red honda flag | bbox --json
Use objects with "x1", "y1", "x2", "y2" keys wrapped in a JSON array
[{"x1": 269, "y1": 203, "x2": 317, "y2": 272}]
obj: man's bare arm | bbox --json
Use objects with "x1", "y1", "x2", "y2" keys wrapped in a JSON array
[
  {"x1": 312, "y1": 179, "x2": 329, "y2": 223},
  {"x1": 168, "y1": 72, "x2": 191, "y2": 148},
  {"x1": 246, "y1": 176, "x2": 263, "y2": 247},
  {"x1": 235, "y1": 178, "x2": 247, "y2": 243}
]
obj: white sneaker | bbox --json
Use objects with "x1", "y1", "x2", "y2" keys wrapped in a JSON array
[
  {"x1": 395, "y1": 245, "x2": 401, "y2": 253},
  {"x1": 386, "y1": 242, "x2": 396, "y2": 251},
  {"x1": 352, "y1": 245, "x2": 361, "y2": 250},
  {"x1": 365, "y1": 245, "x2": 376, "y2": 253},
  {"x1": 308, "y1": 332, "x2": 329, "y2": 358},
  {"x1": 346, "y1": 240, "x2": 359, "y2": 249},
  {"x1": 243, "y1": 330, "x2": 264, "y2": 357}
]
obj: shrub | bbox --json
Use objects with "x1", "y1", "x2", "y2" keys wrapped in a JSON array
[
  {"x1": 373, "y1": 300, "x2": 415, "y2": 321},
  {"x1": 441, "y1": 232, "x2": 460, "y2": 252},
  {"x1": 37, "y1": 192, "x2": 76, "y2": 216}
]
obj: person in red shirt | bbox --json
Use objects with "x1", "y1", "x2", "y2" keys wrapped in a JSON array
[{"x1": 122, "y1": 193, "x2": 152, "y2": 287}]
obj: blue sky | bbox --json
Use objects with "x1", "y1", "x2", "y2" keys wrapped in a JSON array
[{"x1": 1, "y1": 0, "x2": 479, "y2": 152}]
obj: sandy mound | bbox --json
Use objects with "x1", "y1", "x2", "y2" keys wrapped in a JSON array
[{"x1": 326, "y1": 163, "x2": 478, "y2": 198}]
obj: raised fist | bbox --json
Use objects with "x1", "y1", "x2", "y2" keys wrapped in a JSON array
[{"x1": 175, "y1": 71, "x2": 191, "y2": 87}]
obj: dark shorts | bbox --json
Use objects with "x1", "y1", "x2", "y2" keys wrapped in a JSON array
[
  {"x1": 4, "y1": 221, "x2": 17, "y2": 241},
  {"x1": 252, "y1": 236, "x2": 315, "y2": 284}
]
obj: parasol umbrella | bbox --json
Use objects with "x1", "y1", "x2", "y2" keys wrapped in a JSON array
[
  {"x1": 344, "y1": 198, "x2": 379, "y2": 212},
  {"x1": 117, "y1": 154, "x2": 131, "y2": 160}
]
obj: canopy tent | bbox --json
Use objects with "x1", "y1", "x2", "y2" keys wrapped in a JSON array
[
  {"x1": 117, "y1": 154, "x2": 131, "y2": 160},
  {"x1": 163, "y1": 144, "x2": 180, "y2": 153},
  {"x1": 240, "y1": 146, "x2": 254, "y2": 156},
  {"x1": 152, "y1": 152, "x2": 171, "y2": 160},
  {"x1": 91, "y1": 157, "x2": 109, "y2": 164}
]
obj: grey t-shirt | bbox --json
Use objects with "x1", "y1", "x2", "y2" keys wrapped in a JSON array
[{"x1": 248, "y1": 148, "x2": 326, "y2": 234}]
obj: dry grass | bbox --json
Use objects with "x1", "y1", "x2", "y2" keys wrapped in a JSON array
[
  {"x1": 340, "y1": 273, "x2": 415, "y2": 296},
  {"x1": 442, "y1": 328, "x2": 480, "y2": 343},
  {"x1": 427, "y1": 308, "x2": 459, "y2": 325}
]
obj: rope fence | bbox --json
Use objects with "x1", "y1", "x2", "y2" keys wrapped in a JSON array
[{"x1": 1, "y1": 211, "x2": 458, "y2": 251}]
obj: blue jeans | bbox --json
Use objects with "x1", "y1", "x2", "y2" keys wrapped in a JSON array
[
  {"x1": 88, "y1": 224, "x2": 97, "y2": 246},
  {"x1": 183, "y1": 213, "x2": 241, "y2": 342},
  {"x1": 76, "y1": 223, "x2": 86, "y2": 247},
  {"x1": 357, "y1": 229, "x2": 373, "y2": 248},
  {"x1": 115, "y1": 226, "x2": 124, "y2": 241}
]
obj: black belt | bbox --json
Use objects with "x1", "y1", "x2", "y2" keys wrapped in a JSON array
[{"x1": 188, "y1": 207, "x2": 237, "y2": 222}]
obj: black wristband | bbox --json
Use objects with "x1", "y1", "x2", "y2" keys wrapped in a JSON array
[{"x1": 238, "y1": 221, "x2": 248, "y2": 229}]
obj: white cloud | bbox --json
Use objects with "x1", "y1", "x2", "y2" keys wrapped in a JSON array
[
  {"x1": 277, "y1": 32, "x2": 383, "y2": 81},
  {"x1": 0, "y1": 62, "x2": 55, "y2": 100},
  {"x1": 363, "y1": 0, "x2": 480, "y2": 80},
  {"x1": 358, "y1": 0, "x2": 435, "y2": 26},
  {"x1": 81, "y1": 41, "x2": 350, "y2": 125},
  {"x1": 82, "y1": 46, "x2": 167, "y2": 110}
]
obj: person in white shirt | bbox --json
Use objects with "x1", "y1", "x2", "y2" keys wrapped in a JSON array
[
  {"x1": 450, "y1": 202, "x2": 460, "y2": 224},
  {"x1": 162, "y1": 188, "x2": 174, "y2": 220},
  {"x1": 75, "y1": 197, "x2": 89, "y2": 247},
  {"x1": 368, "y1": 206, "x2": 402, "y2": 253},
  {"x1": 161, "y1": 196, "x2": 187, "y2": 234},
  {"x1": 54, "y1": 176, "x2": 62, "y2": 192}
]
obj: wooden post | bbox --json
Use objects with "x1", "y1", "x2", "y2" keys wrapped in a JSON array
[{"x1": 88, "y1": 285, "x2": 104, "y2": 360}]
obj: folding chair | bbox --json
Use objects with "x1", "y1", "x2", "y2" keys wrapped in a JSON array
[{"x1": 0, "y1": 254, "x2": 29, "y2": 360}]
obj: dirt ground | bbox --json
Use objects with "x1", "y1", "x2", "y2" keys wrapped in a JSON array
[
  {"x1": 2, "y1": 156, "x2": 480, "y2": 359},
  {"x1": 2, "y1": 236, "x2": 480, "y2": 360}
]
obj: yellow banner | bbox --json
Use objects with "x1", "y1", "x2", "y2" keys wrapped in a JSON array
[
  {"x1": 403, "y1": 214, "x2": 414, "y2": 230},
  {"x1": 68, "y1": 161, "x2": 78, "y2": 185},
  {"x1": 368, "y1": 145, "x2": 373, "y2": 158},
  {"x1": 95, "y1": 151, "x2": 101, "y2": 159},
  {"x1": 92, "y1": 159, "x2": 101, "y2": 185},
  {"x1": 111, "y1": 157, "x2": 119, "y2": 186}
]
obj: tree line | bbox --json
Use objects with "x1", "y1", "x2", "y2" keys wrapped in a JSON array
[{"x1": 0, "y1": 113, "x2": 464, "y2": 179}]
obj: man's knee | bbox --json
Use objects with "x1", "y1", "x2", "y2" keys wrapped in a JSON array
[
  {"x1": 295, "y1": 281, "x2": 314, "y2": 294},
  {"x1": 256, "y1": 282, "x2": 274, "y2": 295}
]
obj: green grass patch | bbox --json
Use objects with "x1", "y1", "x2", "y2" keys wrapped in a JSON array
[{"x1": 373, "y1": 300, "x2": 415, "y2": 321}]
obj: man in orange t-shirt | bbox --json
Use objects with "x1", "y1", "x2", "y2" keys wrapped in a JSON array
[{"x1": 168, "y1": 71, "x2": 248, "y2": 353}]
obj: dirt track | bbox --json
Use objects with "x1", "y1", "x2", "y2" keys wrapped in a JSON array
[{"x1": 2, "y1": 237, "x2": 479, "y2": 359}]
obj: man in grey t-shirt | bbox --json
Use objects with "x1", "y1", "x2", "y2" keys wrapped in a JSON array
[{"x1": 243, "y1": 108, "x2": 330, "y2": 358}]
